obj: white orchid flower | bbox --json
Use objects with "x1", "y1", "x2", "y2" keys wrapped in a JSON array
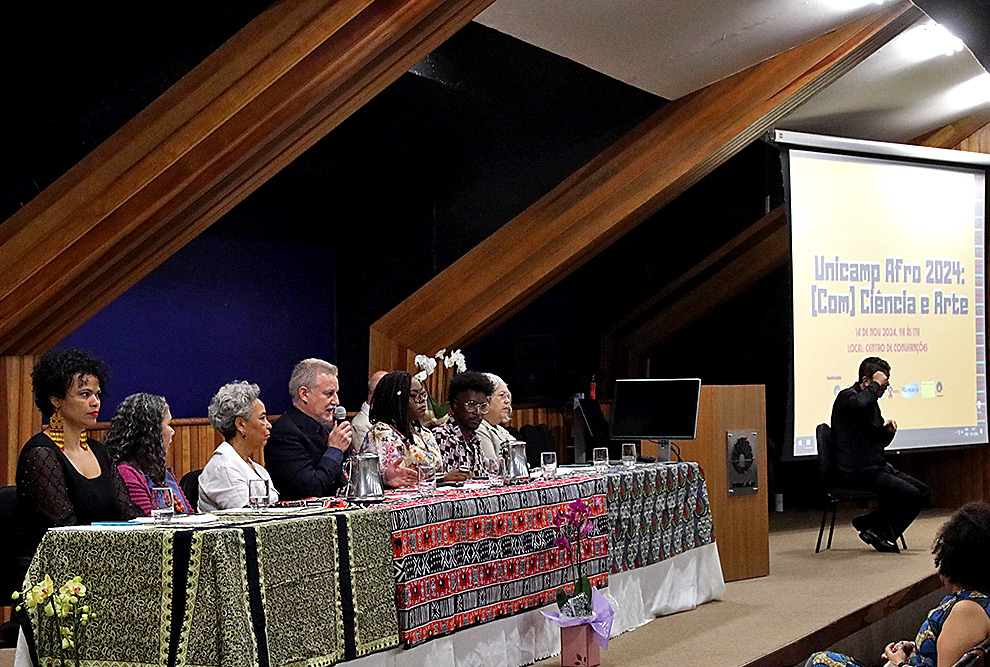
[
  {"x1": 414, "y1": 354, "x2": 430, "y2": 370},
  {"x1": 434, "y1": 349, "x2": 446, "y2": 359},
  {"x1": 414, "y1": 370, "x2": 428, "y2": 381}
]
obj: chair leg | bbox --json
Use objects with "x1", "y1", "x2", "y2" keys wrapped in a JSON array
[
  {"x1": 816, "y1": 504, "x2": 829, "y2": 553},
  {"x1": 899, "y1": 533, "x2": 907, "y2": 550},
  {"x1": 827, "y1": 500, "x2": 838, "y2": 550}
]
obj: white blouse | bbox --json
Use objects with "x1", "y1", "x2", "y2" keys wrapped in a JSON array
[{"x1": 198, "y1": 441, "x2": 279, "y2": 512}]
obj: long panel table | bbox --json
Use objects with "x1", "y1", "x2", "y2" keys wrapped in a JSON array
[{"x1": 16, "y1": 464, "x2": 721, "y2": 667}]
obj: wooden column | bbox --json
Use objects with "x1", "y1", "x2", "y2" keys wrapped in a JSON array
[
  {"x1": 0, "y1": 356, "x2": 41, "y2": 486},
  {"x1": 369, "y1": 2, "x2": 922, "y2": 371}
]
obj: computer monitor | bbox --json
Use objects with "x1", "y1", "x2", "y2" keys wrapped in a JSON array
[{"x1": 611, "y1": 378, "x2": 702, "y2": 442}]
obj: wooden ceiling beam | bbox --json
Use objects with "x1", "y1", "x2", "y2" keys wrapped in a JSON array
[
  {"x1": 0, "y1": 0, "x2": 498, "y2": 354},
  {"x1": 610, "y1": 102, "x2": 990, "y2": 377},
  {"x1": 369, "y1": 2, "x2": 923, "y2": 372}
]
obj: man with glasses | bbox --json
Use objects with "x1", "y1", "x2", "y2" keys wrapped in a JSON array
[
  {"x1": 831, "y1": 356, "x2": 930, "y2": 552},
  {"x1": 433, "y1": 371, "x2": 495, "y2": 478}
]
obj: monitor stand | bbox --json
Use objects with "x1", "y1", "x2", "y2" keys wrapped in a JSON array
[{"x1": 656, "y1": 439, "x2": 672, "y2": 463}]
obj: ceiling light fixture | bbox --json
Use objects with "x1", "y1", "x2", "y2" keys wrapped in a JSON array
[
  {"x1": 946, "y1": 73, "x2": 990, "y2": 110},
  {"x1": 898, "y1": 22, "x2": 965, "y2": 62},
  {"x1": 825, "y1": 0, "x2": 887, "y2": 12}
]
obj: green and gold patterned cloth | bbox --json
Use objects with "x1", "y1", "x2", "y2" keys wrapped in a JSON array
[{"x1": 22, "y1": 508, "x2": 398, "y2": 667}]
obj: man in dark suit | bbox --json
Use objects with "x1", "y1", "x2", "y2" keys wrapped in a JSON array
[
  {"x1": 831, "y1": 356, "x2": 930, "y2": 552},
  {"x1": 265, "y1": 358, "x2": 354, "y2": 499}
]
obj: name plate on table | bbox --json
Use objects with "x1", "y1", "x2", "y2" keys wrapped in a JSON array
[{"x1": 726, "y1": 429, "x2": 759, "y2": 496}]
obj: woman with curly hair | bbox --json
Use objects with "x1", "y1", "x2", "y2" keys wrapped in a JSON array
[
  {"x1": 105, "y1": 393, "x2": 190, "y2": 516},
  {"x1": 360, "y1": 371, "x2": 440, "y2": 487},
  {"x1": 806, "y1": 502, "x2": 990, "y2": 667},
  {"x1": 199, "y1": 381, "x2": 277, "y2": 511},
  {"x1": 16, "y1": 349, "x2": 139, "y2": 549}
]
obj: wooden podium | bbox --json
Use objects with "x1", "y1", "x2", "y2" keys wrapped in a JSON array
[{"x1": 644, "y1": 384, "x2": 770, "y2": 582}]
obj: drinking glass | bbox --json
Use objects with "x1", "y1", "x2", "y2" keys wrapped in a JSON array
[
  {"x1": 541, "y1": 451, "x2": 558, "y2": 479},
  {"x1": 622, "y1": 443, "x2": 637, "y2": 468},
  {"x1": 151, "y1": 487, "x2": 174, "y2": 522},
  {"x1": 484, "y1": 458, "x2": 504, "y2": 487},
  {"x1": 593, "y1": 447, "x2": 609, "y2": 471},
  {"x1": 417, "y1": 464, "x2": 437, "y2": 497},
  {"x1": 248, "y1": 479, "x2": 271, "y2": 511}
]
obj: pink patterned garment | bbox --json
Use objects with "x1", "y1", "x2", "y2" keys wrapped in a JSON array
[{"x1": 361, "y1": 422, "x2": 442, "y2": 471}]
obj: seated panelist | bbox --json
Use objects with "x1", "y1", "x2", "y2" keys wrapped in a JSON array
[
  {"x1": 360, "y1": 371, "x2": 439, "y2": 487},
  {"x1": 432, "y1": 371, "x2": 495, "y2": 480},
  {"x1": 16, "y1": 349, "x2": 139, "y2": 552},
  {"x1": 476, "y1": 372, "x2": 514, "y2": 461},
  {"x1": 105, "y1": 393, "x2": 190, "y2": 516},
  {"x1": 199, "y1": 381, "x2": 278, "y2": 511},
  {"x1": 265, "y1": 359, "x2": 352, "y2": 500}
]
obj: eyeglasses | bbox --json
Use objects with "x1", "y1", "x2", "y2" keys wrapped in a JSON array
[
  {"x1": 410, "y1": 390, "x2": 428, "y2": 402},
  {"x1": 458, "y1": 400, "x2": 490, "y2": 414}
]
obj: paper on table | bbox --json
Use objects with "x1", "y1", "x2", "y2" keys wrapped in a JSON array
[{"x1": 132, "y1": 514, "x2": 220, "y2": 524}]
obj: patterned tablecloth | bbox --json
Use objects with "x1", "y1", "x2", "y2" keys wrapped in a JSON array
[
  {"x1": 20, "y1": 508, "x2": 399, "y2": 667},
  {"x1": 601, "y1": 461, "x2": 714, "y2": 574},
  {"x1": 382, "y1": 475, "x2": 609, "y2": 648}
]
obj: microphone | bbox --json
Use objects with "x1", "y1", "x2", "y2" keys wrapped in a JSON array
[{"x1": 333, "y1": 405, "x2": 347, "y2": 425}]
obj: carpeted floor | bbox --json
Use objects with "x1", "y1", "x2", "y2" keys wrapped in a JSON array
[{"x1": 538, "y1": 507, "x2": 953, "y2": 667}]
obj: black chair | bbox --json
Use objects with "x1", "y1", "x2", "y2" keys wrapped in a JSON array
[
  {"x1": 0, "y1": 484, "x2": 34, "y2": 652},
  {"x1": 519, "y1": 424, "x2": 556, "y2": 468},
  {"x1": 952, "y1": 637, "x2": 990, "y2": 667},
  {"x1": 180, "y1": 469, "x2": 203, "y2": 512},
  {"x1": 815, "y1": 423, "x2": 906, "y2": 553}
]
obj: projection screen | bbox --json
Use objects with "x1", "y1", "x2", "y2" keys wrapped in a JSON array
[{"x1": 776, "y1": 130, "x2": 989, "y2": 457}]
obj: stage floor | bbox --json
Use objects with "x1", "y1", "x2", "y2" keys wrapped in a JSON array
[{"x1": 538, "y1": 507, "x2": 953, "y2": 667}]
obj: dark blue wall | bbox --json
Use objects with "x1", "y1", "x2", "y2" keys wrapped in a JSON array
[{"x1": 58, "y1": 210, "x2": 336, "y2": 419}]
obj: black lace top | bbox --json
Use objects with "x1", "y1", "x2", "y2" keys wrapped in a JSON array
[{"x1": 16, "y1": 432, "x2": 140, "y2": 548}]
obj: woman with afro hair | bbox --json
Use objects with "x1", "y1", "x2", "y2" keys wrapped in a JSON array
[
  {"x1": 16, "y1": 349, "x2": 139, "y2": 551},
  {"x1": 806, "y1": 502, "x2": 990, "y2": 667},
  {"x1": 105, "y1": 393, "x2": 191, "y2": 516}
]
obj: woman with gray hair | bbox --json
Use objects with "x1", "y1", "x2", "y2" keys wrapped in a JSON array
[
  {"x1": 476, "y1": 373, "x2": 514, "y2": 461},
  {"x1": 198, "y1": 381, "x2": 278, "y2": 511}
]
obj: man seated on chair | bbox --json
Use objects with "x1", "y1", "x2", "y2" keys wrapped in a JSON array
[
  {"x1": 265, "y1": 358, "x2": 353, "y2": 500},
  {"x1": 830, "y1": 356, "x2": 931, "y2": 553}
]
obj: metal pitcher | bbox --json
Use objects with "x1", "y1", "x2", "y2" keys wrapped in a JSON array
[
  {"x1": 500, "y1": 440, "x2": 530, "y2": 484},
  {"x1": 345, "y1": 452, "x2": 386, "y2": 501}
]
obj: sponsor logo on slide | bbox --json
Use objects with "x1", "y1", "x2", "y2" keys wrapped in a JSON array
[
  {"x1": 921, "y1": 381, "x2": 937, "y2": 398},
  {"x1": 902, "y1": 383, "x2": 920, "y2": 399}
]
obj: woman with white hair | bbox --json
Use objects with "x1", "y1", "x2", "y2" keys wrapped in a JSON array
[
  {"x1": 198, "y1": 381, "x2": 279, "y2": 511},
  {"x1": 475, "y1": 373, "x2": 514, "y2": 461}
]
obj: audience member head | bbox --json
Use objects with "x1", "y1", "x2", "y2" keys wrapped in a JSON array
[
  {"x1": 484, "y1": 373, "x2": 512, "y2": 426},
  {"x1": 288, "y1": 358, "x2": 339, "y2": 424},
  {"x1": 32, "y1": 348, "x2": 109, "y2": 428},
  {"x1": 105, "y1": 393, "x2": 173, "y2": 485},
  {"x1": 933, "y1": 502, "x2": 990, "y2": 594},
  {"x1": 448, "y1": 371, "x2": 495, "y2": 433},
  {"x1": 858, "y1": 356, "x2": 890, "y2": 384},
  {"x1": 370, "y1": 371, "x2": 419, "y2": 443},
  {"x1": 367, "y1": 370, "x2": 387, "y2": 404},
  {"x1": 209, "y1": 381, "x2": 270, "y2": 457}
]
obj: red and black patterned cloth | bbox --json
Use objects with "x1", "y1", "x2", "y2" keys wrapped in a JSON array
[{"x1": 384, "y1": 476, "x2": 609, "y2": 647}]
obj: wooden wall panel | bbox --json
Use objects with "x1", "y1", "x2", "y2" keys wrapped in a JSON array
[
  {"x1": 954, "y1": 119, "x2": 990, "y2": 153},
  {"x1": 1, "y1": 355, "x2": 41, "y2": 486},
  {"x1": 89, "y1": 418, "x2": 224, "y2": 483},
  {"x1": 369, "y1": 2, "x2": 921, "y2": 373}
]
